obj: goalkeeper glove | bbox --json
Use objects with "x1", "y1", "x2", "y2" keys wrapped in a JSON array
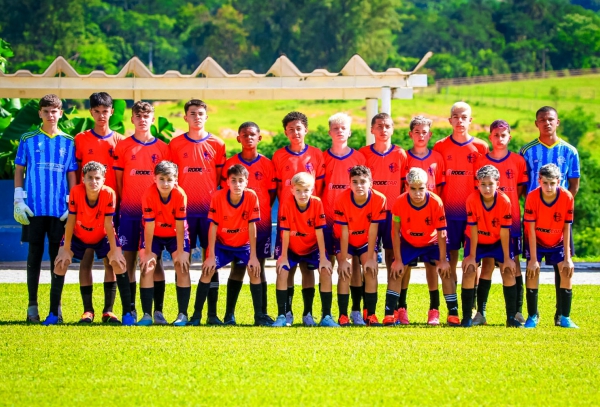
[{"x1": 14, "y1": 187, "x2": 34, "y2": 225}]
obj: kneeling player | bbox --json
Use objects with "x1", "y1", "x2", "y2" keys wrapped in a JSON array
[
  {"x1": 45, "y1": 162, "x2": 133, "y2": 325},
  {"x1": 461, "y1": 165, "x2": 518, "y2": 327},
  {"x1": 138, "y1": 161, "x2": 191, "y2": 326},
  {"x1": 274, "y1": 173, "x2": 335, "y2": 327},
  {"x1": 523, "y1": 164, "x2": 577, "y2": 328},
  {"x1": 387, "y1": 168, "x2": 451, "y2": 326},
  {"x1": 190, "y1": 164, "x2": 271, "y2": 326},
  {"x1": 335, "y1": 165, "x2": 387, "y2": 326}
]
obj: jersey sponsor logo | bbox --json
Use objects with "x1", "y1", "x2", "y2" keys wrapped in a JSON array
[
  {"x1": 334, "y1": 210, "x2": 344, "y2": 216},
  {"x1": 291, "y1": 231, "x2": 308, "y2": 237},
  {"x1": 536, "y1": 227, "x2": 562, "y2": 234},
  {"x1": 389, "y1": 163, "x2": 399, "y2": 173},
  {"x1": 478, "y1": 230, "x2": 491, "y2": 236},
  {"x1": 78, "y1": 222, "x2": 94, "y2": 232},
  {"x1": 183, "y1": 166, "x2": 204, "y2": 173},
  {"x1": 350, "y1": 230, "x2": 365, "y2": 235},
  {"x1": 409, "y1": 231, "x2": 424, "y2": 237},
  {"x1": 373, "y1": 180, "x2": 398, "y2": 186},
  {"x1": 497, "y1": 186, "x2": 516, "y2": 193},
  {"x1": 447, "y1": 169, "x2": 473, "y2": 176},
  {"x1": 160, "y1": 223, "x2": 172, "y2": 228},
  {"x1": 222, "y1": 227, "x2": 248, "y2": 234},
  {"x1": 328, "y1": 184, "x2": 347, "y2": 190},
  {"x1": 144, "y1": 208, "x2": 152, "y2": 212},
  {"x1": 129, "y1": 169, "x2": 152, "y2": 176}
]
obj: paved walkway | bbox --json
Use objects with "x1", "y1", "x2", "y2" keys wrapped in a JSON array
[{"x1": 1, "y1": 260, "x2": 599, "y2": 285}]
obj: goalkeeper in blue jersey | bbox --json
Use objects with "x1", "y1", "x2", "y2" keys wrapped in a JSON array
[{"x1": 14, "y1": 94, "x2": 78, "y2": 323}]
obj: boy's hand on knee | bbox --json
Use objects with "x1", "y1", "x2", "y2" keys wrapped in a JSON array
[
  {"x1": 526, "y1": 260, "x2": 540, "y2": 279},
  {"x1": 390, "y1": 259, "x2": 405, "y2": 280},
  {"x1": 502, "y1": 258, "x2": 516, "y2": 276},
  {"x1": 139, "y1": 250, "x2": 157, "y2": 274},
  {"x1": 319, "y1": 258, "x2": 332, "y2": 275},
  {"x1": 54, "y1": 247, "x2": 73, "y2": 270},
  {"x1": 364, "y1": 258, "x2": 378, "y2": 277},
  {"x1": 202, "y1": 256, "x2": 216, "y2": 276},
  {"x1": 558, "y1": 258, "x2": 574, "y2": 278},
  {"x1": 108, "y1": 247, "x2": 126, "y2": 272},
  {"x1": 247, "y1": 256, "x2": 260, "y2": 278},
  {"x1": 276, "y1": 257, "x2": 290, "y2": 275},
  {"x1": 337, "y1": 259, "x2": 351, "y2": 281},
  {"x1": 462, "y1": 255, "x2": 477, "y2": 275},
  {"x1": 173, "y1": 250, "x2": 190, "y2": 274},
  {"x1": 437, "y1": 259, "x2": 451, "y2": 278}
]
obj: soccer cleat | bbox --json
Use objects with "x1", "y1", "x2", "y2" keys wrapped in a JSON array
[
  {"x1": 302, "y1": 312, "x2": 317, "y2": 327},
  {"x1": 131, "y1": 309, "x2": 138, "y2": 322},
  {"x1": 397, "y1": 308, "x2": 409, "y2": 325},
  {"x1": 186, "y1": 317, "x2": 201, "y2": 326},
  {"x1": 173, "y1": 313, "x2": 188, "y2": 327},
  {"x1": 524, "y1": 314, "x2": 539, "y2": 328},
  {"x1": 137, "y1": 313, "x2": 153, "y2": 326},
  {"x1": 319, "y1": 315, "x2": 340, "y2": 327},
  {"x1": 102, "y1": 312, "x2": 121, "y2": 324},
  {"x1": 122, "y1": 313, "x2": 136, "y2": 326},
  {"x1": 254, "y1": 314, "x2": 274, "y2": 327},
  {"x1": 559, "y1": 316, "x2": 579, "y2": 329},
  {"x1": 472, "y1": 312, "x2": 487, "y2": 326},
  {"x1": 263, "y1": 314, "x2": 275, "y2": 324},
  {"x1": 223, "y1": 313, "x2": 237, "y2": 326},
  {"x1": 285, "y1": 311, "x2": 294, "y2": 327},
  {"x1": 26, "y1": 305, "x2": 40, "y2": 323},
  {"x1": 42, "y1": 312, "x2": 60, "y2": 326},
  {"x1": 382, "y1": 315, "x2": 396, "y2": 326},
  {"x1": 207, "y1": 315, "x2": 224, "y2": 326},
  {"x1": 447, "y1": 315, "x2": 460, "y2": 327},
  {"x1": 427, "y1": 309, "x2": 440, "y2": 326},
  {"x1": 272, "y1": 315, "x2": 288, "y2": 327},
  {"x1": 366, "y1": 314, "x2": 383, "y2": 327},
  {"x1": 554, "y1": 313, "x2": 561, "y2": 327},
  {"x1": 506, "y1": 316, "x2": 524, "y2": 328},
  {"x1": 461, "y1": 318, "x2": 473, "y2": 328},
  {"x1": 79, "y1": 311, "x2": 95, "y2": 324},
  {"x1": 338, "y1": 314, "x2": 350, "y2": 327},
  {"x1": 514, "y1": 312, "x2": 526, "y2": 324},
  {"x1": 350, "y1": 310, "x2": 366, "y2": 326},
  {"x1": 153, "y1": 311, "x2": 168, "y2": 325}
]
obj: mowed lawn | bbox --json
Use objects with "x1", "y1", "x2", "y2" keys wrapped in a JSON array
[{"x1": 1, "y1": 283, "x2": 599, "y2": 406}]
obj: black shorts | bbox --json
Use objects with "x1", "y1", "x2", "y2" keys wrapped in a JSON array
[{"x1": 21, "y1": 216, "x2": 65, "y2": 244}]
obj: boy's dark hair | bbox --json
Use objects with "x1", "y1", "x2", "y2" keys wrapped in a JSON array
[
  {"x1": 349, "y1": 165, "x2": 372, "y2": 181},
  {"x1": 490, "y1": 119, "x2": 510, "y2": 133},
  {"x1": 89, "y1": 92, "x2": 113, "y2": 109},
  {"x1": 154, "y1": 160, "x2": 178, "y2": 177},
  {"x1": 184, "y1": 99, "x2": 208, "y2": 114},
  {"x1": 39, "y1": 94, "x2": 62, "y2": 110},
  {"x1": 539, "y1": 163, "x2": 561, "y2": 180},
  {"x1": 132, "y1": 101, "x2": 154, "y2": 114},
  {"x1": 371, "y1": 112, "x2": 392, "y2": 127},
  {"x1": 282, "y1": 111, "x2": 308, "y2": 130},
  {"x1": 82, "y1": 161, "x2": 106, "y2": 176},
  {"x1": 227, "y1": 164, "x2": 249, "y2": 179},
  {"x1": 238, "y1": 121, "x2": 260, "y2": 133},
  {"x1": 536, "y1": 106, "x2": 558, "y2": 118}
]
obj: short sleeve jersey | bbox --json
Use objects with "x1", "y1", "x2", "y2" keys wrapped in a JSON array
[
  {"x1": 334, "y1": 189, "x2": 387, "y2": 248},
  {"x1": 221, "y1": 154, "x2": 275, "y2": 237},
  {"x1": 68, "y1": 184, "x2": 116, "y2": 244},
  {"x1": 392, "y1": 191, "x2": 447, "y2": 247},
  {"x1": 523, "y1": 187, "x2": 574, "y2": 248},
  {"x1": 279, "y1": 195, "x2": 327, "y2": 255},
  {"x1": 272, "y1": 145, "x2": 325, "y2": 209},
  {"x1": 433, "y1": 135, "x2": 489, "y2": 220},
  {"x1": 520, "y1": 138, "x2": 580, "y2": 194},
  {"x1": 465, "y1": 191, "x2": 512, "y2": 245},
  {"x1": 15, "y1": 128, "x2": 78, "y2": 217},
  {"x1": 359, "y1": 144, "x2": 408, "y2": 210},
  {"x1": 142, "y1": 185, "x2": 188, "y2": 238},
  {"x1": 75, "y1": 130, "x2": 123, "y2": 192},
  {"x1": 169, "y1": 133, "x2": 226, "y2": 217},
  {"x1": 475, "y1": 152, "x2": 528, "y2": 237},
  {"x1": 406, "y1": 149, "x2": 446, "y2": 192},
  {"x1": 208, "y1": 189, "x2": 260, "y2": 248},
  {"x1": 113, "y1": 136, "x2": 170, "y2": 219}
]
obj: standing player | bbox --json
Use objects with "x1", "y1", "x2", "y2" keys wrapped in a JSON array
[
  {"x1": 433, "y1": 102, "x2": 489, "y2": 324},
  {"x1": 474, "y1": 120, "x2": 528, "y2": 324},
  {"x1": 220, "y1": 122, "x2": 275, "y2": 324},
  {"x1": 275, "y1": 173, "x2": 336, "y2": 327},
  {"x1": 14, "y1": 94, "x2": 77, "y2": 323},
  {"x1": 45, "y1": 162, "x2": 134, "y2": 326},
  {"x1": 520, "y1": 106, "x2": 580, "y2": 326},
  {"x1": 74, "y1": 92, "x2": 124, "y2": 324},
  {"x1": 523, "y1": 164, "x2": 577, "y2": 328},
  {"x1": 388, "y1": 168, "x2": 451, "y2": 326},
  {"x1": 169, "y1": 99, "x2": 226, "y2": 325},
  {"x1": 113, "y1": 101, "x2": 170, "y2": 323},
  {"x1": 334, "y1": 166, "x2": 387, "y2": 326},
  {"x1": 322, "y1": 113, "x2": 366, "y2": 325},
  {"x1": 272, "y1": 111, "x2": 325, "y2": 325}
]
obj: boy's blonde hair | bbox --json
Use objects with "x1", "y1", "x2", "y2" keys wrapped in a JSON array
[
  {"x1": 406, "y1": 167, "x2": 428, "y2": 185},
  {"x1": 409, "y1": 115, "x2": 433, "y2": 131},
  {"x1": 291, "y1": 172, "x2": 315, "y2": 188},
  {"x1": 450, "y1": 101, "x2": 471, "y2": 116},
  {"x1": 328, "y1": 112, "x2": 352, "y2": 127}
]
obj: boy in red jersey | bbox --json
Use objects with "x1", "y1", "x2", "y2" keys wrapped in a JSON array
[
  {"x1": 137, "y1": 161, "x2": 191, "y2": 326},
  {"x1": 335, "y1": 165, "x2": 387, "y2": 326},
  {"x1": 387, "y1": 168, "x2": 451, "y2": 326},
  {"x1": 169, "y1": 99, "x2": 226, "y2": 325},
  {"x1": 272, "y1": 111, "x2": 325, "y2": 325},
  {"x1": 274, "y1": 173, "x2": 335, "y2": 327},
  {"x1": 113, "y1": 101, "x2": 170, "y2": 323},
  {"x1": 189, "y1": 164, "x2": 271, "y2": 326},
  {"x1": 74, "y1": 92, "x2": 124, "y2": 324},
  {"x1": 44, "y1": 162, "x2": 133, "y2": 325},
  {"x1": 359, "y1": 113, "x2": 407, "y2": 323},
  {"x1": 220, "y1": 122, "x2": 276, "y2": 324},
  {"x1": 461, "y1": 165, "x2": 519, "y2": 327},
  {"x1": 474, "y1": 120, "x2": 528, "y2": 324},
  {"x1": 523, "y1": 164, "x2": 577, "y2": 328}
]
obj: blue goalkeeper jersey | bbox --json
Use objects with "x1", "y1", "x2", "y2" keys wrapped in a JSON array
[
  {"x1": 520, "y1": 137, "x2": 580, "y2": 194},
  {"x1": 14, "y1": 127, "x2": 78, "y2": 217}
]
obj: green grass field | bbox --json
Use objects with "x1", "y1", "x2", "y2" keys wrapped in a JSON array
[{"x1": 1, "y1": 283, "x2": 599, "y2": 406}]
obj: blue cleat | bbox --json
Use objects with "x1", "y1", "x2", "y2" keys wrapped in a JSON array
[
  {"x1": 560, "y1": 316, "x2": 579, "y2": 329},
  {"x1": 186, "y1": 317, "x2": 201, "y2": 326},
  {"x1": 42, "y1": 312, "x2": 60, "y2": 326},
  {"x1": 254, "y1": 314, "x2": 273, "y2": 327},
  {"x1": 506, "y1": 316, "x2": 524, "y2": 328},
  {"x1": 524, "y1": 314, "x2": 539, "y2": 328},
  {"x1": 319, "y1": 315, "x2": 340, "y2": 327},
  {"x1": 173, "y1": 313, "x2": 188, "y2": 327},
  {"x1": 137, "y1": 313, "x2": 153, "y2": 326},
  {"x1": 285, "y1": 311, "x2": 294, "y2": 326},
  {"x1": 122, "y1": 313, "x2": 136, "y2": 326},
  {"x1": 303, "y1": 312, "x2": 317, "y2": 327},
  {"x1": 461, "y1": 318, "x2": 473, "y2": 328},
  {"x1": 272, "y1": 315, "x2": 288, "y2": 327},
  {"x1": 223, "y1": 313, "x2": 236, "y2": 326},
  {"x1": 207, "y1": 315, "x2": 224, "y2": 326}
]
